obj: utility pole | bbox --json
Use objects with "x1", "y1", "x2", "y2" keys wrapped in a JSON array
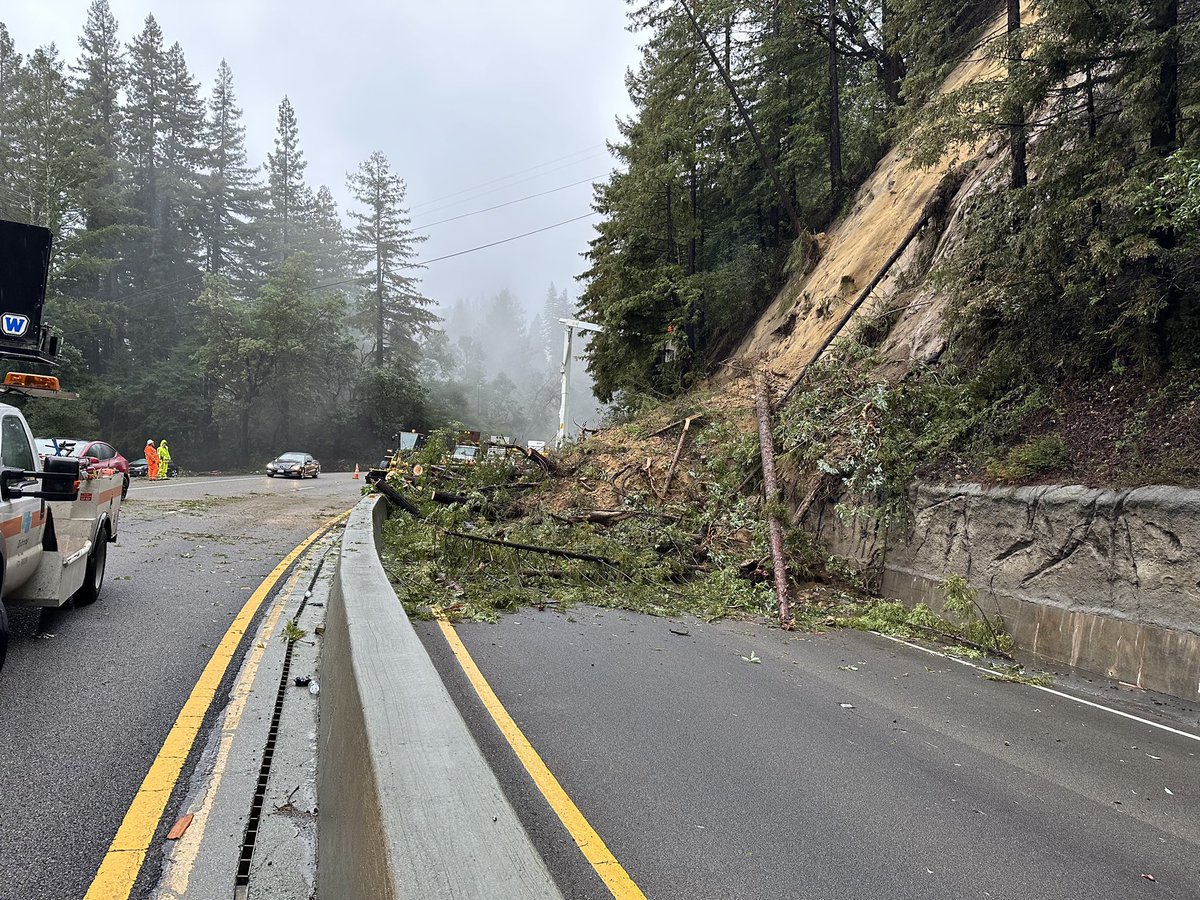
[{"x1": 556, "y1": 317, "x2": 604, "y2": 449}]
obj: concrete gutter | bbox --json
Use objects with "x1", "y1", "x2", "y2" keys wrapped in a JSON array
[{"x1": 317, "y1": 495, "x2": 562, "y2": 900}]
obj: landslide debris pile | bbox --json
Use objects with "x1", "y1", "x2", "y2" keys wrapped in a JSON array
[{"x1": 369, "y1": 404, "x2": 1021, "y2": 665}]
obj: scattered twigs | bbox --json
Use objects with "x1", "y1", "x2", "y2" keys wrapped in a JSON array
[
  {"x1": 661, "y1": 414, "x2": 699, "y2": 496},
  {"x1": 550, "y1": 509, "x2": 680, "y2": 527},
  {"x1": 643, "y1": 456, "x2": 662, "y2": 499},
  {"x1": 443, "y1": 530, "x2": 617, "y2": 566},
  {"x1": 907, "y1": 622, "x2": 1015, "y2": 661},
  {"x1": 754, "y1": 371, "x2": 794, "y2": 630}
]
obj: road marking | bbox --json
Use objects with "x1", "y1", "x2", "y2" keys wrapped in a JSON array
[
  {"x1": 875, "y1": 633, "x2": 1200, "y2": 743},
  {"x1": 437, "y1": 619, "x2": 647, "y2": 900},
  {"x1": 154, "y1": 563, "x2": 307, "y2": 898},
  {"x1": 84, "y1": 511, "x2": 350, "y2": 900}
]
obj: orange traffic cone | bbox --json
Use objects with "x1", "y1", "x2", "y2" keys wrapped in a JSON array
[{"x1": 352, "y1": 463, "x2": 360, "y2": 479}]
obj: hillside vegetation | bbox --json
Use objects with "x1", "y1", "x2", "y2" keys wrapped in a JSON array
[{"x1": 581, "y1": 0, "x2": 1199, "y2": 497}]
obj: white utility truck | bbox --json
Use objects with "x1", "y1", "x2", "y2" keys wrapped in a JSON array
[{"x1": 0, "y1": 219, "x2": 122, "y2": 671}]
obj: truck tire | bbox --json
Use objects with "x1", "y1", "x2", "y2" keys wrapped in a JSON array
[
  {"x1": 75, "y1": 523, "x2": 109, "y2": 607},
  {"x1": 0, "y1": 601, "x2": 8, "y2": 673}
]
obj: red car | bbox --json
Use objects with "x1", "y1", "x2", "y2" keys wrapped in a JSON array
[{"x1": 36, "y1": 437, "x2": 130, "y2": 498}]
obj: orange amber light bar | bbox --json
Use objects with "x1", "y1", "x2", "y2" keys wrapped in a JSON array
[{"x1": 3, "y1": 372, "x2": 60, "y2": 391}]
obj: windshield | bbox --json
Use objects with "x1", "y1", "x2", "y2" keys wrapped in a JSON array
[
  {"x1": 36, "y1": 438, "x2": 82, "y2": 456},
  {"x1": 278, "y1": 453, "x2": 307, "y2": 462}
]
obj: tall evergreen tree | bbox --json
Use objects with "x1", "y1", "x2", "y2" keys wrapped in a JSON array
[
  {"x1": 123, "y1": 15, "x2": 167, "y2": 290},
  {"x1": 263, "y1": 96, "x2": 313, "y2": 265},
  {"x1": 68, "y1": 0, "x2": 133, "y2": 305},
  {"x1": 8, "y1": 45, "x2": 80, "y2": 237},
  {"x1": 202, "y1": 59, "x2": 262, "y2": 281},
  {"x1": 0, "y1": 24, "x2": 25, "y2": 217},
  {"x1": 347, "y1": 151, "x2": 436, "y2": 366}
]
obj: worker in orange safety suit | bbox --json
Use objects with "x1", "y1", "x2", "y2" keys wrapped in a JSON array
[{"x1": 145, "y1": 439, "x2": 160, "y2": 481}]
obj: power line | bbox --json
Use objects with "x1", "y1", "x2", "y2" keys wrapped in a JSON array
[
  {"x1": 413, "y1": 153, "x2": 611, "y2": 221},
  {"x1": 413, "y1": 175, "x2": 604, "y2": 231},
  {"x1": 420, "y1": 213, "x2": 598, "y2": 265},
  {"x1": 409, "y1": 144, "x2": 607, "y2": 211}
]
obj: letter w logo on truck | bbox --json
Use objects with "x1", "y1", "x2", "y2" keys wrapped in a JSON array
[{"x1": 1, "y1": 314, "x2": 29, "y2": 337}]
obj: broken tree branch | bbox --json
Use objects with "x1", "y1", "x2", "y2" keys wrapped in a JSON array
[
  {"x1": 661, "y1": 414, "x2": 699, "y2": 497},
  {"x1": 443, "y1": 530, "x2": 617, "y2": 566},
  {"x1": 754, "y1": 371, "x2": 794, "y2": 629}
]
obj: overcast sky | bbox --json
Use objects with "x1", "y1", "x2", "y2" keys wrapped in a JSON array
[{"x1": 5, "y1": 1, "x2": 643, "y2": 317}]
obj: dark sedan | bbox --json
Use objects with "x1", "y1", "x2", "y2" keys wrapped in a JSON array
[
  {"x1": 266, "y1": 452, "x2": 320, "y2": 478},
  {"x1": 129, "y1": 458, "x2": 180, "y2": 478}
]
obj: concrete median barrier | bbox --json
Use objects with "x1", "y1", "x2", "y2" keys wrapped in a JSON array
[{"x1": 317, "y1": 495, "x2": 562, "y2": 899}]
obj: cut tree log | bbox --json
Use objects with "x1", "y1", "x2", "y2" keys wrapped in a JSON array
[
  {"x1": 443, "y1": 530, "x2": 617, "y2": 566},
  {"x1": 754, "y1": 371, "x2": 794, "y2": 629},
  {"x1": 366, "y1": 472, "x2": 422, "y2": 518}
]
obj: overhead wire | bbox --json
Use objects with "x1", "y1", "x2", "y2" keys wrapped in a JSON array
[
  {"x1": 412, "y1": 153, "x2": 611, "y2": 220},
  {"x1": 408, "y1": 144, "x2": 607, "y2": 211},
  {"x1": 412, "y1": 175, "x2": 604, "y2": 231},
  {"x1": 419, "y1": 212, "x2": 598, "y2": 265}
]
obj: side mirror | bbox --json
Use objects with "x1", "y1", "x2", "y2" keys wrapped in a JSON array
[{"x1": 0, "y1": 456, "x2": 81, "y2": 502}]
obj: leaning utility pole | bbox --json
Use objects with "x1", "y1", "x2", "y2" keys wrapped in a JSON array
[{"x1": 556, "y1": 317, "x2": 605, "y2": 449}]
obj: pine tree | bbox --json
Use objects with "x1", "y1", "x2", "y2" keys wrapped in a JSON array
[
  {"x1": 158, "y1": 41, "x2": 206, "y2": 278},
  {"x1": 202, "y1": 59, "x2": 262, "y2": 281},
  {"x1": 68, "y1": 0, "x2": 134, "y2": 307},
  {"x1": 123, "y1": 15, "x2": 167, "y2": 289},
  {"x1": 305, "y1": 184, "x2": 349, "y2": 280},
  {"x1": 347, "y1": 151, "x2": 436, "y2": 366},
  {"x1": 8, "y1": 45, "x2": 80, "y2": 236},
  {"x1": 0, "y1": 24, "x2": 25, "y2": 216},
  {"x1": 263, "y1": 96, "x2": 313, "y2": 266}
]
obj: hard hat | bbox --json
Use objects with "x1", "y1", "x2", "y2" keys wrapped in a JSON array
[{"x1": 146, "y1": 439, "x2": 154, "y2": 444}]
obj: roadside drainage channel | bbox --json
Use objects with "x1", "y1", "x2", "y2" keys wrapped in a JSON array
[
  {"x1": 152, "y1": 534, "x2": 337, "y2": 900},
  {"x1": 234, "y1": 549, "x2": 331, "y2": 898}
]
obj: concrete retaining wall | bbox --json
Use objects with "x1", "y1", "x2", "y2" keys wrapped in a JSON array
[
  {"x1": 813, "y1": 483, "x2": 1200, "y2": 699},
  {"x1": 317, "y1": 496, "x2": 562, "y2": 899}
]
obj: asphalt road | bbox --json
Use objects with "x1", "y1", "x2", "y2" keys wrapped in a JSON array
[
  {"x1": 419, "y1": 607, "x2": 1200, "y2": 899},
  {"x1": 0, "y1": 472, "x2": 360, "y2": 900}
]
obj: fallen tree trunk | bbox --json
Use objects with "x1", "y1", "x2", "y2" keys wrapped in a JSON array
[
  {"x1": 431, "y1": 489, "x2": 470, "y2": 505},
  {"x1": 366, "y1": 473, "x2": 422, "y2": 518},
  {"x1": 754, "y1": 371, "x2": 794, "y2": 629},
  {"x1": 443, "y1": 530, "x2": 616, "y2": 566}
]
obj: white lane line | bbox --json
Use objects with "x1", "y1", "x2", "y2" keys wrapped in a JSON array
[
  {"x1": 126, "y1": 476, "x2": 265, "y2": 494},
  {"x1": 875, "y1": 632, "x2": 1200, "y2": 744}
]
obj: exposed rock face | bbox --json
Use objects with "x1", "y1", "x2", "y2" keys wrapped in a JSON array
[{"x1": 813, "y1": 483, "x2": 1200, "y2": 699}]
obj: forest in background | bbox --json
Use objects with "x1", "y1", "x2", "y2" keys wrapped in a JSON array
[{"x1": 0, "y1": 1, "x2": 595, "y2": 470}]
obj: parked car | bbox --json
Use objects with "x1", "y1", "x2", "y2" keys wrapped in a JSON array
[
  {"x1": 36, "y1": 437, "x2": 131, "y2": 497},
  {"x1": 266, "y1": 452, "x2": 320, "y2": 478},
  {"x1": 128, "y1": 457, "x2": 180, "y2": 479},
  {"x1": 448, "y1": 444, "x2": 479, "y2": 465}
]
